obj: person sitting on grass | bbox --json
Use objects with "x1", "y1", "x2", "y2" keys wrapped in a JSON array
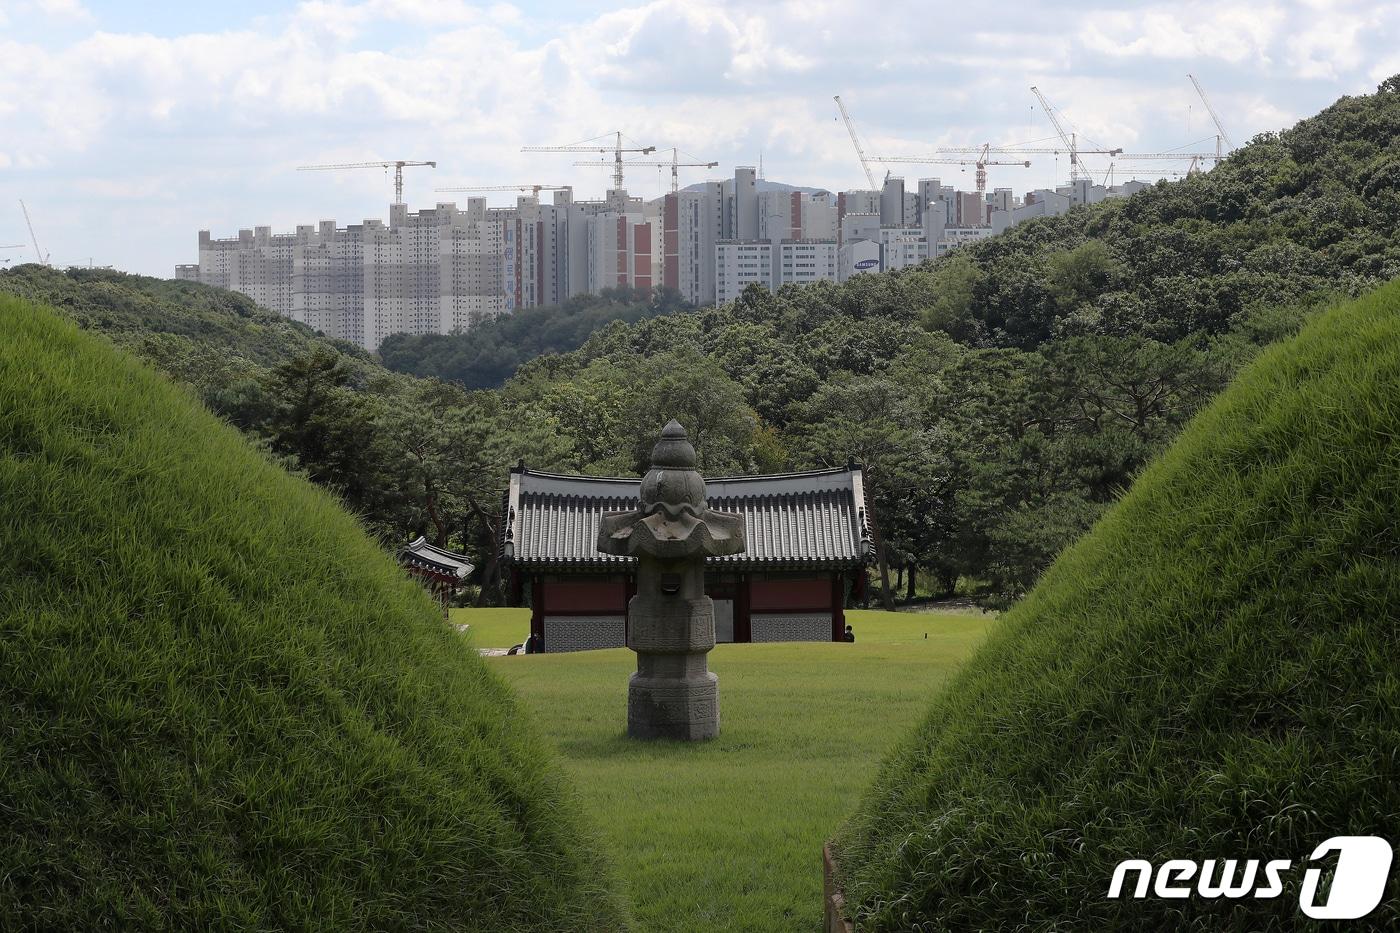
[{"x1": 843, "y1": 624, "x2": 855, "y2": 643}]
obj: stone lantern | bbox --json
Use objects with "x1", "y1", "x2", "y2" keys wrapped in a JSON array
[{"x1": 597, "y1": 420, "x2": 745, "y2": 740}]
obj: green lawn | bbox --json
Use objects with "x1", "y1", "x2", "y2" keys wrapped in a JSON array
[
  {"x1": 451, "y1": 606, "x2": 532, "y2": 649},
  {"x1": 466, "y1": 608, "x2": 995, "y2": 932}
]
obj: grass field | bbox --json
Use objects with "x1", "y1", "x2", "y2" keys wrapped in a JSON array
[{"x1": 456, "y1": 607, "x2": 995, "y2": 932}]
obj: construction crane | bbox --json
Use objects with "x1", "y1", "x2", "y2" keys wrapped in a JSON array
[
  {"x1": 869, "y1": 147, "x2": 1032, "y2": 193},
  {"x1": 929, "y1": 143, "x2": 1122, "y2": 190},
  {"x1": 296, "y1": 160, "x2": 437, "y2": 204},
  {"x1": 435, "y1": 184, "x2": 573, "y2": 199},
  {"x1": 574, "y1": 149, "x2": 718, "y2": 194},
  {"x1": 18, "y1": 200, "x2": 47, "y2": 265},
  {"x1": 1029, "y1": 86, "x2": 1094, "y2": 182},
  {"x1": 522, "y1": 132, "x2": 655, "y2": 191},
  {"x1": 1188, "y1": 73, "x2": 1234, "y2": 159},
  {"x1": 834, "y1": 95, "x2": 879, "y2": 189},
  {"x1": 1113, "y1": 151, "x2": 1220, "y2": 175}
]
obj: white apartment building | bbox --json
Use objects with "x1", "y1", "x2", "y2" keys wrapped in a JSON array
[
  {"x1": 587, "y1": 209, "x2": 655, "y2": 292},
  {"x1": 756, "y1": 190, "x2": 796, "y2": 242},
  {"x1": 184, "y1": 159, "x2": 1161, "y2": 347},
  {"x1": 190, "y1": 201, "x2": 511, "y2": 351},
  {"x1": 441, "y1": 198, "x2": 507, "y2": 333},
  {"x1": 778, "y1": 239, "x2": 837, "y2": 286},
  {"x1": 935, "y1": 226, "x2": 995, "y2": 257},
  {"x1": 801, "y1": 192, "x2": 838, "y2": 241},
  {"x1": 716, "y1": 239, "x2": 774, "y2": 303},
  {"x1": 880, "y1": 177, "x2": 906, "y2": 227},
  {"x1": 838, "y1": 239, "x2": 881, "y2": 282},
  {"x1": 880, "y1": 226, "x2": 928, "y2": 271},
  {"x1": 839, "y1": 189, "x2": 881, "y2": 220},
  {"x1": 662, "y1": 188, "x2": 720, "y2": 306}
]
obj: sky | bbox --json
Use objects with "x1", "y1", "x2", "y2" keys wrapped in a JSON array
[{"x1": 1, "y1": 0, "x2": 1396, "y2": 276}]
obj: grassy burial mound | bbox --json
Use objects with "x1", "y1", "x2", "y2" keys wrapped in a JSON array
[
  {"x1": 834, "y1": 283, "x2": 1400, "y2": 930},
  {"x1": 0, "y1": 296, "x2": 625, "y2": 931}
]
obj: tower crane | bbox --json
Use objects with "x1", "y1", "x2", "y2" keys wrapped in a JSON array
[
  {"x1": 834, "y1": 95, "x2": 879, "y2": 189},
  {"x1": 19, "y1": 200, "x2": 48, "y2": 265},
  {"x1": 1188, "y1": 73, "x2": 1234, "y2": 159},
  {"x1": 296, "y1": 160, "x2": 437, "y2": 205},
  {"x1": 435, "y1": 184, "x2": 573, "y2": 199},
  {"x1": 1029, "y1": 86, "x2": 1092, "y2": 182},
  {"x1": 929, "y1": 143, "x2": 1122, "y2": 190},
  {"x1": 522, "y1": 132, "x2": 655, "y2": 191},
  {"x1": 574, "y1": 149, "x2": 718, "y2": 194},
  {"x1": 868, "y1": 147, "x2": 1032, "y2": 193},
  {"x1": 1113, "y1": 151, "x2": 1220, "y2": 175}
]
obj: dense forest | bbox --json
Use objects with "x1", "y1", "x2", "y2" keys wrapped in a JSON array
[
  {"x1": 378, "y1": 285, "x2": 692, "y2": 388},
  {"x1": 7, "y1": 78, "x2": 1400, "y2": 608}
]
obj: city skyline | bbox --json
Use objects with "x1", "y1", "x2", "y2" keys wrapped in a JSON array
[{"x1": 1, "y1": 0, "x2": 1395, "y2": 276}]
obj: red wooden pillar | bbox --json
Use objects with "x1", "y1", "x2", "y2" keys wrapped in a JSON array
[
  {"x1": 832, "y1": 572, "x2": 846, "y2": 642},
  {"x1": 736, "y1": 573, "x2": 753, "y2": 643},
  {"x1": 530, "y1": 577, "x2": 544, "y2": 643}
]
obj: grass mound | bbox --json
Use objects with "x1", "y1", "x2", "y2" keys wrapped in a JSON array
[
  {"x1": 835, "y1": 282, "x2": 1400, "y2": 929},
  {"x1": 0, "y1": 297, "x2": 625, "y2": 930}
]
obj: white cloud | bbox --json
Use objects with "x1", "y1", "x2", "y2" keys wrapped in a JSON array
[
  {"x1": 1285, "y1": 12, "x2": 1369, "y2": 80},
  {"x1": 35, "y1": 0, "x2": 93, "y2": 22},
  {"x1": 72, "y1": 177, "x2": 169, "y2": 200},
  {"x1": 1081, "y1": 4, "x2": 1288, "y2": 64}
]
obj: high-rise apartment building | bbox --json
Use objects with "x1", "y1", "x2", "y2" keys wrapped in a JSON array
[
  {"x1": 880, "y1": 177, "x2": 906, "y2": 227},
  {"x1": 183, "y1": 160, "x2": 1158, "y2": 347},
  {"x1": 880, "y1": 226, "x2": 928, "y2": 271},
  {"x1": 715, "y1": 239, "x2": 774, "y2": 303},
  {"x1": 662, "y1": 187, "x2": 720, "y2": 306},
  {"x1": 779, "y1": 239, "x2": 837, "y2": 285}
]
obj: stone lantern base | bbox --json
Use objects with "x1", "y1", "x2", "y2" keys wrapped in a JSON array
[{"x1": 627, "y1": 671, "x2": 719, "y2": 741}]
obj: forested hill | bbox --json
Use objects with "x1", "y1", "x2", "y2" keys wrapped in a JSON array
[
  {"x1": 375, "y1": 79, "x2": 1400, "y2": 391},
  {"x1": 378, "y1": 286, "x2": 692, "y2": 388},
  {"x1": 0, "y1": 264, "x2": 385, "y2": 413},
  {"x1": 0, "y1": 265, "x2": 366, "y2": 367},
  {"x1": 8, "y1": 79, "x2": 1400, "y2": 611},
  {"x1": 569, "y1": 74, "x2": 1400, "y2": 362},
  {"x1": 486, "y1": 77, "x2": 1400, "y2": 604},
  {"x1": 927, "y1": 75, "x2": 1400, "y2": 348}
]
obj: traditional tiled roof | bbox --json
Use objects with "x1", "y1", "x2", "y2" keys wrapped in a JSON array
[
  {"x1": 501, "y1": 466, "x2": 874, "y2": 571},
  {"x1": 399, "y1": 536, "x2": 474, "y2": 579}
]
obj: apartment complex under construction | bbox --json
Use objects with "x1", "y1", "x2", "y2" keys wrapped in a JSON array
[{"x1": 178, "y1": 168, "x2": 1152, "y2": 351}]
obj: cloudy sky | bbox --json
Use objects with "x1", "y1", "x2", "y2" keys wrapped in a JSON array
[{"x1": 1, "y1": 0, "x2": 1395, "y2": 276}]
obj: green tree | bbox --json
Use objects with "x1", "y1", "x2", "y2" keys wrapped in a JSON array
[
  {"x1": 262, "y1": 347, "x2": 392, "y2": 529},
  {"x1": 919, "y1": 253, "x2": 984, "y2": 340}
]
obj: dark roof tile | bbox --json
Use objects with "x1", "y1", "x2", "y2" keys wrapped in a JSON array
[{"x1": 502, "y1": 467, "x2": 873, "y2": 571}]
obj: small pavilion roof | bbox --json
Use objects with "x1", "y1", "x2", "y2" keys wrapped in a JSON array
[
  {"x1": 501, "y1": 465, "x2": 874, "y2": 572},
  {"x1": 399, "y1": 537, "x2": 474, "y2": 579}
]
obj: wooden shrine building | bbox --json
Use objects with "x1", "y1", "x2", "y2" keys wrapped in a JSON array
[
  {"x1": 501, "y1": 465, "x2": 874, "y2": 652},
  {"x1": 398, "y1": 536, "x2": 474, "y2": 610}
]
